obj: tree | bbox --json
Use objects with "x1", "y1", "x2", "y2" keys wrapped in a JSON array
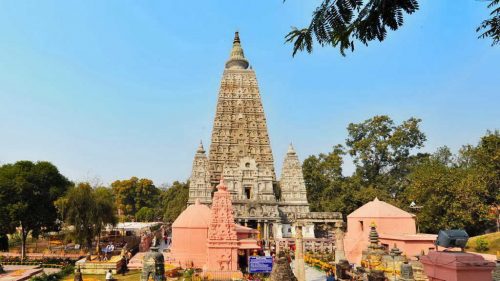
[
  {"x1": 0, "y1": 161, "x2": 70, "y2": 259},
  {"x1": 477, "y1": 0, "x2": 500, "y2": 46},
  {"x1": 136, "y1": 207, "x2": 156, "y2": 222},
  {"x1": 285, "y1": 0, "x2": 498, "y2": 56},
  {"x1": 162, "y1": 181, "x2": 189, "y2": 223},
  {"x1": 346, "y1": 115, "x2": 426, "y2": 195},
  {"x1": 111, "y1": 177, "x2": 160, "y2": 220},
  {"x1": 456, "y1": 130, "x2": 500, "y2": 231},
  {"x1": 285, "y1": 0, "x2": 419, "y2": 56},
  {"x1": 302, "y1": 145, "x2": 345, "y2": 211},
  {"x1": 404, "y1": 151, "x2": 492, "y2": 236},
  {"x1": 56, "y1": 183, "x2": 117, "y2": 250}
]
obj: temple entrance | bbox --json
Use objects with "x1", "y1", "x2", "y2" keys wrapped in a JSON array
[
  {"x1": 246, "y1": 220, "x2": 258, "y2": 230},
  {"x1": 237, "y1": 250, "x2": 249, "y2": 273}
]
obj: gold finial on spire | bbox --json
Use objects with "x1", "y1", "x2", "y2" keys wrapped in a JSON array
[{"x1": 226, "y1": 31, "x2": 249, "y2": 69}]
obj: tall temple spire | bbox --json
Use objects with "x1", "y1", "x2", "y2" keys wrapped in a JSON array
[
  {"x1": 208, "y1": 31, "x2": 276, "y2": 186},
  {"x1": 225, "y1": 31, "x2": 249, "y2": 69}
]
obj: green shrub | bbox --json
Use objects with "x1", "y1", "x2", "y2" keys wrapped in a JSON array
[
  {"x1": 474, "y1": 237, "x2": 489, "y2": 252},
  {"x1": 30, "y1": 265, "x2": 73, "y2": 281}
]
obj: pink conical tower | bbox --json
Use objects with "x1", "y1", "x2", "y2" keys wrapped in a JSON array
[{"x1": 204, "y1": 178, "x2": 243, "y2": 279}]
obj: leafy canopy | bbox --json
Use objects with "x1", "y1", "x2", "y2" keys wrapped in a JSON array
[
  {"x1": 56, "y1": 183, "x2": 117, "y2": 249},
  {"x1": 111, "y1": 177, "x2": 160, "y2": 221},
  {"x1": 477, "y1": 0, "x2": 500, "y2": 46},
  {"x1": 0, "y1": 161, "x2": 70, "y2": 258},
  {"x1": 285, "y1": 0, "x2": 419, "y2": 56},
  {"x1": 285, "y1": 0, "x2": 499, "y2": 55},
  {"x1": 161, "y1": 181, "x2": 189, "y2": 223}
]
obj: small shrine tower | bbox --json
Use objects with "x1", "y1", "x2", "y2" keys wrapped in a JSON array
[{"x1": 204, "y1": 179, "x2": 243, "y2": 279}]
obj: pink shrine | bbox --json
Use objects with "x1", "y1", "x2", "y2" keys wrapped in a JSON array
[
  {"x1": 344, "y1": 198, "x2": 437, "y2": 264},
  {"x1": 170, "y1": 179, "x2": 259, "y2": 278}
]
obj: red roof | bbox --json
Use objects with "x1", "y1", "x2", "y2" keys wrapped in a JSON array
[{"x1": 348, "y1": 198, "x2": 415, "y2": 218}]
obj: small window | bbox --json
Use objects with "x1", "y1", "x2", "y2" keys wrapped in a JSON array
[
  {"x1": 359, "y1": 221, "x2": 364, "y2": 231},
  {"x1": 245, "y1": 186, "x2": 251, "y2": 199},
  {"x1": 245, "y1": 162, "x2": 250, "y2": 168}
]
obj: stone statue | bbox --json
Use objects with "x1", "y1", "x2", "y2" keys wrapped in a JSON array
[
  {"x1": 269, "y1": 251, "x2": 297, "y2": 281},
  {"x1": 141, "y1": 246, "x2": 165, "y2": 281},
  {"x1": 73, "y1": 266, "x2": 83, "y2": 281},
  {"x1": 336, "y1": 259, "x2": 351, "y2": 280},
  {"x1": 400, "y1": 260, "x2": 415, "y2": 281},
  {"x1": 121, "y1": 243, "x2": 128, "y2": 257},
  {"x1": 368, "y1": 270, "x2": 385, "y2": 281}
]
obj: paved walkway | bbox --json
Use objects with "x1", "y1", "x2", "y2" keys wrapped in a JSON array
[
  {"x1": 305, "y1": 265, "x2": 327, "y2": 281},
  {"x1": 291, "y1": 260, "x2": 326, "y2": 281}
]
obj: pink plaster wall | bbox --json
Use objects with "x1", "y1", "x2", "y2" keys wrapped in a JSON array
[
  {"x1": 344, "y1": 217, "x2": 416, "y2": 263},
  {"x1": 379, "y1": 238, "x2": 436, "y2": 257},
  {"x1": 170, "y1": 227, "x2": 208, "y2": 268}
]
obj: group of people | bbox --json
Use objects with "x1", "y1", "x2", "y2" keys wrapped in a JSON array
[{"x1": 102, "y1": 242, "x2": 115, "y2": 260}]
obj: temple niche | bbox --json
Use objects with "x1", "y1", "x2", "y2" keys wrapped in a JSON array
[{"x1": 187, "y1": 32, "x2": 343, "y2": 242}]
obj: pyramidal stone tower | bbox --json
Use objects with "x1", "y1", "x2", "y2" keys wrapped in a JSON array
[
  {"x1": 187, "y1": 32, "x2": 344, "y2": 240},
  {"x1": 188, "y1": 141, "x2": 212, "y2": 204},
  {"x1": 208, "y1": 31, "x2": 275, "y2": 184},
  {"x1": 279, "y1": 144, "x2": 309, "y2": 208}
]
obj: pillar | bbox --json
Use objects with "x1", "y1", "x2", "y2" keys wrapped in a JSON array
[
  {"x1": 294, "y1": 225, "x2": 306, "y2": 281},
  {"x1": 334, "y1": 227, "x2": 346, "y2": 263},
  {"x1": 264, "y1": 220, "x2": 269, "y2": 241}
]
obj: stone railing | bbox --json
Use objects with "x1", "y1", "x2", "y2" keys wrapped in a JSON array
[{"x1": 275, "y1": 238, "x2": 335, "y2": 254}]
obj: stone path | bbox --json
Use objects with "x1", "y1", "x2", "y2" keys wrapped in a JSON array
[
  {"x1": 305, "y1": 265, "x2": 327, "y2": 281},
  {"x1": 290, "y1": 260, "x2": 326, "y2": 281}
]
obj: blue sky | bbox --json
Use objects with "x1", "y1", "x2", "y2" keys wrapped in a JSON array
[{"x1": 0, "y1": 1, "x2": 498, "y2": 185}]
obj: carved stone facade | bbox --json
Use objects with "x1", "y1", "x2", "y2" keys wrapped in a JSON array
[
  {"x1": 187, "y1": 32, "x2": 342, "y2": 241},
  {"x1": 205, "y1": 180, "x2": 242, "y2": 279},
  {"x1": 188, "y1": 142, "x2": 212, "y2": 204}
]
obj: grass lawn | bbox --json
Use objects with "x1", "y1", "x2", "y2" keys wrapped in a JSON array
[
  {"x1": 64, "y1": 270, "x2": 142, "y2": 281},
  {"x1": 466, "y1": 231, "x2": 500, "y2": 255}
]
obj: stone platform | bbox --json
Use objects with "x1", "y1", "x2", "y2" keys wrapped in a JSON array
[
  {"x1": 0, "y1": 265, "x2": 43, "y2": 281},
  {"x1": 128, "y1": 252, "x2": 177, "y2": 270},
  {"x1": 75, "y1": 255, "x2": 123, "y2": 275}
]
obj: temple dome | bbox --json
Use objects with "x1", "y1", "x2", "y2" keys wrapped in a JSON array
[
  {"x1": 348, "y1": 198, "x2": 414, "y2": 218},
  {"x1": 172, "y1": 199, "x2": 211, "y2": 228}
]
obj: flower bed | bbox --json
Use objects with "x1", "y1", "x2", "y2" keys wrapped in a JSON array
[{"x1": 304, "y1": 254, "x2": 335, "y2": 272}]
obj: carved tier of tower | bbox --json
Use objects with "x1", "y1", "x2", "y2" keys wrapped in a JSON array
[
  {"x1": 188, "y1": 142, "x2": 212, "y2": 204},
  {"x1": 208, "y1": 32, "x2": 276, "y2": 186},
  {"x1": 279, "y1": 144, "x2": 309, "y2": 205}
]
